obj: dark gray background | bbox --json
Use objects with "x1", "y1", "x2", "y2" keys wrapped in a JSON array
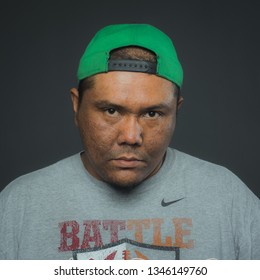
[{"x1": 1, "y1": 0, "x2": 259, "y2": 198}]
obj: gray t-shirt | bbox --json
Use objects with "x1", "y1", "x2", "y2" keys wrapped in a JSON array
[{"x1": 0, "y1": 148, "x2": 259, "y2": 259}]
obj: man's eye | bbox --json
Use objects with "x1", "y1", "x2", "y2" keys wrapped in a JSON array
[
  {"x1": 105, "y1": 108, "x2": 117, "y2": 115},
  {"x1": 144, "y1": 111, "x2": 160, "y2": 118}
]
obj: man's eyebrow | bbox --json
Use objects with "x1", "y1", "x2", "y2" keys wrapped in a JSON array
[
  {"x1": 93, "y1": 100, "x2": 173, "y2": 112},
  {"x1": 93, "y1": 100, "x2": 125, "y2": 110},
  {"x1": 144, "y1": 103, "x2": 173, "y2": 111}
]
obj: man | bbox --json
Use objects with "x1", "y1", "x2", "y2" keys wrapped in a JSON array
[{"x1": 0, "y1": 24, "x2": 259, "y2": 260}]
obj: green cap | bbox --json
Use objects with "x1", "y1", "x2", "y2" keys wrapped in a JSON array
[{"x1": 77, "y1": 24, "x2": 183, "y2": 88}]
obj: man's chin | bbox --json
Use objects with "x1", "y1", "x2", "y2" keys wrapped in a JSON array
[
  {"x1": 108, "y1": 180, "x2": 141, "y2": 190},
  {"x1": 100, "y1": 163, "x2": 162, "y2": 190},
  {"x1": 103, "y1": 171, "x2": 146, "y2": 190}
]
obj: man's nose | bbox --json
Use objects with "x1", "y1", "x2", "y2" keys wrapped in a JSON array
[{"x1": 117, "y1": 116, "x2": 143, "y2": 146}]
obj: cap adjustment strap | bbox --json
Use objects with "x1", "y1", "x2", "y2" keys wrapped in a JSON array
[{"x1": 108, "y1": 59, "x2": 157, "y2": 74}]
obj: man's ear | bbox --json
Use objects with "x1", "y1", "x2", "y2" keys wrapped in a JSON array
[
  {"x1": 177, "y1": 95, "x2": 184, "y2": 111},
  {"x1": 70, "y1": 88, "x2": 80, "y2": 126}
]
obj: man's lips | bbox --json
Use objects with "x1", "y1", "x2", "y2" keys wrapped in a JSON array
[{"x1": 112, "y1": 156, "x2": 145, "y2": 168}]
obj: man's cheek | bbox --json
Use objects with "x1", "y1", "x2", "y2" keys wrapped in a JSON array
[
  {"x1": 148, "y1": 125, "x2": 173, "y2": 143},
  {"x1": 81, "y1": 126, "x2": 116, "y2": 154}
]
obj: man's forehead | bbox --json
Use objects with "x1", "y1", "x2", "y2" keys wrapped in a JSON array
[{"x1": 87, "y1": 72, "x2": 176, "y2": 108}]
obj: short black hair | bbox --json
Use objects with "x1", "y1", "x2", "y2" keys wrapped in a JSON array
[{"x1": 77, "y1": 76, "x2": 95, "y2": 104}]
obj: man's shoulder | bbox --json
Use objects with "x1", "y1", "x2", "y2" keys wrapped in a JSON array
[
  {"x1": 172, "y1": 148, "x2": 229, "y2": 173},
  {"x1": 169, "y1": 148, "x2": 254, "y2": 196},
  {"x1": 0, "y1": 153, "x2": 81, "y2": 199}
]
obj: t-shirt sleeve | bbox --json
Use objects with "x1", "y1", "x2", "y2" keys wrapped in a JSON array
[
  {"x1": 230, "y1": 173, "x2": 260, "y2": 259},
  {"x1": 0, "y1": 180, "x2": 27, "y2": 260},
  {"x1": 251, "y1": 206, "x2": 260, "y2": 259},
  {"x1": 0, "y1": 189, "x2": 7, "y2": 259}
]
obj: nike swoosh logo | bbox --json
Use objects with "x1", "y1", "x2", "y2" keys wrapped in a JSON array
[{"x1": 161, "y1": 197, "x2": 185, "y2": 207}]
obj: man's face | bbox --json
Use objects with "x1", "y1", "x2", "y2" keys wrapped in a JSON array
[{"x1": 71, "y1": 71, "x2": 183, "y2": 188}]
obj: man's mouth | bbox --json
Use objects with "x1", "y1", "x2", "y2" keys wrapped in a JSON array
[{"x1": 112, "y1": 156, "x2": 145, "y2": 168}]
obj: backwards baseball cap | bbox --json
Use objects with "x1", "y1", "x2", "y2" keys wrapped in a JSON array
[{"x1": 77, "y1": 24, "x2": 183, "y2": 88}]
